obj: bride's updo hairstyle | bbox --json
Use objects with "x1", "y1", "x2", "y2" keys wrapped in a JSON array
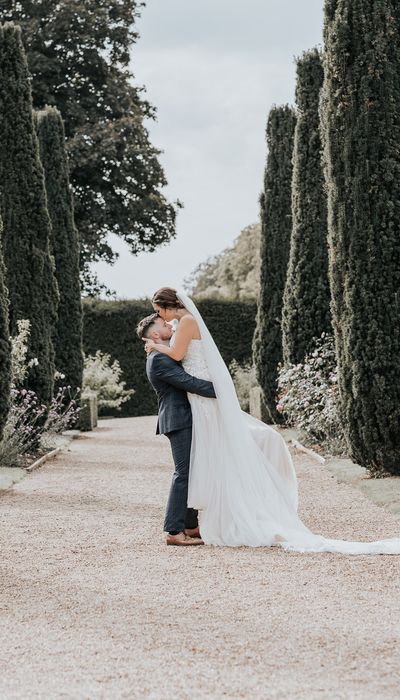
[{"x1": 152, "y1": 287, "x2": 185, "y2": 310}]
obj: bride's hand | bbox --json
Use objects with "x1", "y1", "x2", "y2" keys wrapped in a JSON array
[{"x1": 144, "y1": 339, "x2": 156, "y2": 354}]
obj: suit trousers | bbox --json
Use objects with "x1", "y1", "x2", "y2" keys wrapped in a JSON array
[{"x1": 164, "y1": 426, "x2": 198, "y2": 533}]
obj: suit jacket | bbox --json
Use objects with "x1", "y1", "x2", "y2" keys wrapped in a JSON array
[{"x1": 146, "y1": 351, "x2": 216, "y2": 435}]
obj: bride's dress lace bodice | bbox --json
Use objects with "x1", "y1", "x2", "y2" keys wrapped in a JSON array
[{"x1": 181, "y1": 339, "x2": 211, "y2": 381}]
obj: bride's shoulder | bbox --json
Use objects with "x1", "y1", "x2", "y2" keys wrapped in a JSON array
[
  {"x1": 178, "y1": 314, "x2": 200, "y2": 336},
  {"x1": 180, "y1": 313, "x2": 196, "y2": 324}
]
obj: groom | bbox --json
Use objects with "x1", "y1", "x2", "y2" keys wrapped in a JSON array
[{"x1": 136, "y1": 313, "x2": 216, "y2": 546}]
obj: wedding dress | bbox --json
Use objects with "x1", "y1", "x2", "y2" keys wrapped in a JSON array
[{"x1": 175, "y1": 290, "x2": 400, "y2": 554}]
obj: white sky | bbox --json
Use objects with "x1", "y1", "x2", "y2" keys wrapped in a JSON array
[{"x1": 92, "y1": 0, "x2": 324, "y2": 298}]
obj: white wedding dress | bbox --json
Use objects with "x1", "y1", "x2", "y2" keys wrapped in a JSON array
[{"x1": 175, "y1": 291, "x2": 400, "y2": 554}]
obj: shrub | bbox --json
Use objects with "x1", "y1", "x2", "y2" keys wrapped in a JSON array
[
  {"x1": 36, "y1": 106, "x2": 83, "y2": 396},
  {"x1": 0, "y1": 23, "x2": 58, "y2": 404},
  {"x1": 282, "y1": 48, "x2": 331, "y2": 365},
  {"x1": 10, "y1": 320, "x2": 39, "y2": 387},
  {"x1": 0, "y1": 386, "x2": 80, "y2": 467},
  {"x1": 321, "y1": 0, "x2": 400, "y2": 474},
  {"x1": 83, "y1": 351, "x2": 134, "y2": 412},
  {"x1": 0, "y1": 320, "x2": 80, "y2": 466},
  {"x1": 277, "y1": 334, "x2": 347, "y2": 454},
  {"x1": 253, "y1": 105, "x2": 296, "y2": 423}
]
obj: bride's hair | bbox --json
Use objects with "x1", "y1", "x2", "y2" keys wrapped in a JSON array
[{"x1": 152, "y1": 287, "x2": 185, "y2": 309}]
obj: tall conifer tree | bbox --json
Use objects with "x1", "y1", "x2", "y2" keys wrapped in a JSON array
[
  {"x1": 0, "y1": 217, "x2": 11, "y2": 440},
  {"x1": 253, "y1": 105, "x2": 296, "y2": 423},
  {"x1": 0, "y1": 23, "x2": 58, "y2": 404},
  {"x1": 321, "y1": 0, "x2": 400, "y2": 474},
  {"x1": 36, "y1": 107, "x2": 83, "y2": 395},
  {"x1": 282, "y1": 49, "x2": 331, "y2": 364}
]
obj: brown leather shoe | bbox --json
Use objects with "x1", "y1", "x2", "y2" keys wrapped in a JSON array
[
  {"x1": 166, "y1": 532, "x2": 204, "y2": 546},
  {"x1": 184, "y1": 527, "x2": 201, "y2": 539}
]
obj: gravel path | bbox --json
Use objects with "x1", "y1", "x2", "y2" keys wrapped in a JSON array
[{"x1": 1, "y1": 416, "x2": 400, "y2": 700}]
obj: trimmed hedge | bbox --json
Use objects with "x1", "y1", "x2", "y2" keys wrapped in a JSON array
[
  {"x1": 0, "y1": 23, "x2": 58, "y2": 404},
  {"x1": 321, "y1": 0, "x2": 400, "y2": 475},
  {"x1": 83, "y1": 298, "x2": 257, "y2": 417}
]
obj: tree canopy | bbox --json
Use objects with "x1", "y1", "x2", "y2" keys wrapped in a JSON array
[
  {"x1": 2, "y1": 1, "x2": 178, "y2": 293},
  {"x1": 184, "y1": 223, "x2": 261, "y2": 300}
]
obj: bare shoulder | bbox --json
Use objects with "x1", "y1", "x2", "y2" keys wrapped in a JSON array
[
  {"x1": 179, "y1": 314, "x2": 200, "y2": 337},
  {"x1": 180, "y1": 313, "x2": 196, "y2": 326}
]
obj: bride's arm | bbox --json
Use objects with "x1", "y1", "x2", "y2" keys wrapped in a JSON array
[{"x1": 145, "y1": 316, "x2": 198, "y2": 361}]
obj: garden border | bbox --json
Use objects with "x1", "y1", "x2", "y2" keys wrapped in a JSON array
[
  {"x1": 25, "y1": 446, "x2": 63, "y2": 473},
  {"x1": 0, "y1": 429, "x2": 82, "y2": 491}
]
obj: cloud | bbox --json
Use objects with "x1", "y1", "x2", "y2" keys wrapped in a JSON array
[{"x1": 92, "y1": 0, "x2": 324, "y2": 298}]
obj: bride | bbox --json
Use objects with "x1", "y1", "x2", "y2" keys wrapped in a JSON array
[{"x1": 145, "y1": 286, "x2": 400, "y2": 554}]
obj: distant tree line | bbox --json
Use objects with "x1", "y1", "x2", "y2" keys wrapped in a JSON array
[{"x1": 184, "y1": 223, "x2": 261, "y2": 300}]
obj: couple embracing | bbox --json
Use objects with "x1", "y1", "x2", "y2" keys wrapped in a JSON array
[{"x1": 137, "y1": 287, "x2": 400, "y2": 555}]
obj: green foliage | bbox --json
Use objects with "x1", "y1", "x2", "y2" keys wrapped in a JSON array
[
  {"x1": 321, "y1": 0, "x2": 400, "y2": 475},
  {"x1": 0, "y1": 216, "x2": 11, "y2": 440},
  {"x1": 83, "y1": 351, "x2": 135, "y2": 411},
  {"x1": 282, "y1": 49, "x2": 331, "y2": 365},
  {"x1": 35, "y1": 106, "x2": 83, "y2": 395},
  {"x1": 83, "y1": 298, "x2": 257, "y2": 416},
  {"x1": 2, "y1": 1, "x2": 178, "y2": 292},
  {"x1": 185, "y1": 223, "x2": 261, "y2": 300},
  {"x1": 0, "y1": 22, "x2": 58, "y2": 404},
  {"x1": 278, "y1": 334, "x2": 346, "y2": 454},
  {"x1": 0, "y1": 385, "x2": 80, "y2": 467},
  {"x1": 253, "y1": 105, "x2": 296, "y2": 424},
  {"x1": 10, "y1": 320, "x2": 39, "y2": 388}
]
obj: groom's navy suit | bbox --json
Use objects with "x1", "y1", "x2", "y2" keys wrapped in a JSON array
[{"x1": 146, "y1": 351, "x2": 216, "y2": 533}]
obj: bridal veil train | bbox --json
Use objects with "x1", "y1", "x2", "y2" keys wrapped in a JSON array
[{"x1": 176, "y1": 290, "x2": 400, "y2": 554}]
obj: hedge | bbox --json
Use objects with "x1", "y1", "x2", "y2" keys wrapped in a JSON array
[{"x1": 83, "y1": 298, "x2": 257, "y2": 417}]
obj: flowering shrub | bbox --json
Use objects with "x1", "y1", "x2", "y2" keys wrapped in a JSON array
[
  {"x1": 83, "y1": 351, "x2": 134, "y2": 411},
  {"x1": 0, "y1": 386, "x2": 80, "y2": 467},
  {"x1": 229, "y1": 360, "x2": 257, "y2": 412},
  {"x1": 277, "y1": 334, "x2": 347, "y2": 454},
  {"x1": 0, "y1": 321, "x2": 81, "y2": 467},
  {"x1": 10, "y1": 319, "x2": 39, "y2": 387}
]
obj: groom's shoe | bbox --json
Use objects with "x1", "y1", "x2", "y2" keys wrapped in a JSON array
[
  {"x1": 184, "y1": 527, "x2": 201, "y2": 539},
  {"x1": 166, "y1": 532, "x2": 204, "y2": 546}
]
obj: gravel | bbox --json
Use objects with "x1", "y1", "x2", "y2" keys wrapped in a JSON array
[{"x1": 1, "y1": 416, "x2": 399, "y2": 699}]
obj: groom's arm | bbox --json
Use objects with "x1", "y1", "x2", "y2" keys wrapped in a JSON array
[{"x1": 151, "y1": 354, "x2": 216, "y2": 398}]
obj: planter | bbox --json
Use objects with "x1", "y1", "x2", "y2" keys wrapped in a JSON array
[
  {"x1": 249, "y1": 386, "x2": 270, "y2": 423},
  {"x1": 79, "y1": 391, "x2": 98, "y2": 431}
]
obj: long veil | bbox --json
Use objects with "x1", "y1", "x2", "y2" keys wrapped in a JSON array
[{"x1": 176, "y1": 290, "x2": 400, "y2": 554}]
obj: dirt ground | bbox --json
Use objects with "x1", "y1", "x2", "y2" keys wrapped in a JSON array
[{"x1": 1, "y1": 416, "x2": 400, "y2": 700}]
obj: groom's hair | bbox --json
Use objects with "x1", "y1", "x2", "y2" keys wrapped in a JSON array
[{"x1": 136, "y1": 313, "x2": 159, "y2": 340}]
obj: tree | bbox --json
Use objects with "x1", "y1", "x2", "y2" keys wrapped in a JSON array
[
  {"x1": 282, "y1": 49, "x2": 331, "y2": 365},
  {"x1": 253, "y1": 106, "x2": 296, "y2": 423},
  {"x1": 0, "y1": 22, "x2": 58, "y2": 404},
  {"x1": 184, "y1": 223, "x2": 261, "y2": 300},
  {"x1": 0, "y1": 217, "x2": 11, "y2": 441},
  {"x1": 36, "y1": 106, "x2": 83, "y2": 395},
  {"x1": 1, "y1": 1, "x2": 178, "y2": 292},
  {"x1": 321, "y1": 0, "x2": 400, "y2": 474}
]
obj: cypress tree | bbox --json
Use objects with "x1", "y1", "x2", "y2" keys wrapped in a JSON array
[
  {"x1": 0, "y1": 216, "x2": 11, "y2": 440},
  {"x1": 282, "y1": 49, "x2": 331, "y2": 365},
  {"x1": 36, "y1": 107, "x2": 83, "y2": 395},
  {"x1": 0, "y1": 23, "x2": 58, "y2": 404},
  {"x1": 321, "y1": 0, "x2": 400, "y2": 474},
  {"x1": 253, "y1": 105, "x2": 296, "y2": 423}
]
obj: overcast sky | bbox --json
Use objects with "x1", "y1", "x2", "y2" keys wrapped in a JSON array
[{"x1": 92, "y1": 0, "x2": 324, "y2": 299}]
